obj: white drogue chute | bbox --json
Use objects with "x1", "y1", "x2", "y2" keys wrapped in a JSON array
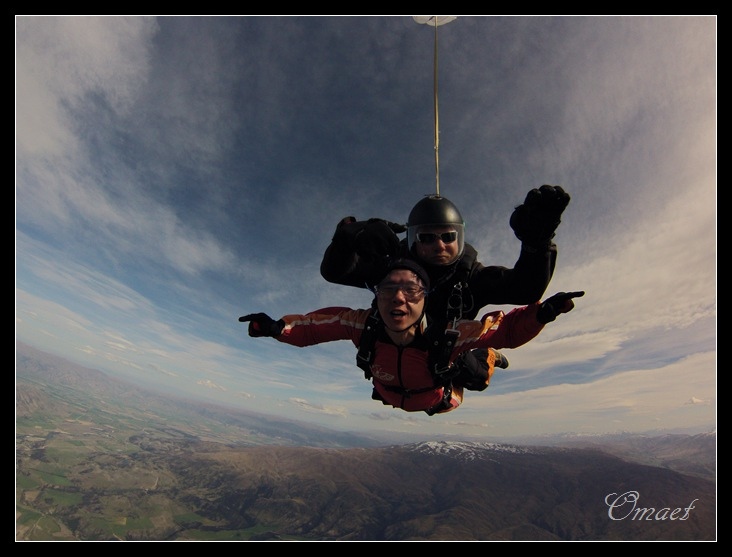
[{"x1": 412, "y1": 16, "x2": 457, "y2": 26}]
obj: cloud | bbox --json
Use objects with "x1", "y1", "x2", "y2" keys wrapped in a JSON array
[
  {"x1": 288, "y1": 397, "x2": 349, "y2": 418},
  {"x1": 197, "y1": 379, "x2": 226, "y2": 391},
  {"x1": 16, "y1": 16, "x2": 716, "y2": 439}
]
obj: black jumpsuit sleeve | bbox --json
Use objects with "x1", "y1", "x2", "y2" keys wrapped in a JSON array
[
  {"x1": 469, "y1": 241, "x2": 557, "y2": 306},
  {"x1": 320, "y1": 233, "x2": 366, "y2": 287}
]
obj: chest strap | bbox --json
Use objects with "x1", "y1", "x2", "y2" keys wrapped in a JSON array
[{"x1": 357, "y1": 310, "x2": 460, "y2": 386}]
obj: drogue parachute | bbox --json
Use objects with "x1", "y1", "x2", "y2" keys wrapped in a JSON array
[{"x1": 412, "y1": 16, "x2": 457, "y2": 26}]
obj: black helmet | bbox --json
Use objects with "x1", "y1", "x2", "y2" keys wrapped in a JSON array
[{"x1": 406, "y1": 195, "x2": 465, "y2": 259}]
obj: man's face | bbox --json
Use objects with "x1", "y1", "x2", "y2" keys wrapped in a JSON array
[
  {"x1": 413, "y1": 225, "x2": 460, "y2": 266},
  {"x1": 375, "y1": 269, "x2": 426, "y2": 333}
]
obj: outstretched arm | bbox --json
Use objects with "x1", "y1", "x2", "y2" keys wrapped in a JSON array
[
  {"x1": 458, "y1": 290, "x2": 585, "y2": 351},
  {"x1": 469, "y1": 186, "x2": 570, "y2": 306},
  {"x1": 239, "y1": 307, "x2": 368, "y2": 347}
]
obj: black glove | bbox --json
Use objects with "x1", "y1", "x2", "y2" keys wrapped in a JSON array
[
  {"x1": 385, "y1": 220, "x2": 407, "y2": 234},
  {"x1": 353, "y1": 218, "x2": 404, "y2": 263},
  {"x1": 238, "y1": 313, "x2": 285, "y2": 337},
  {"x1": 536, "y1": 291, "x2": 585, "y2": 324},
  {"x1": 333, "y1": 217, "x2": 405, "y2": 239},
  {"x1": 510, "y1": 185, "x2": 571, "y2": 247},
  {"x1": 445, "y1": 348, "x2": 509, "y2": 392}
]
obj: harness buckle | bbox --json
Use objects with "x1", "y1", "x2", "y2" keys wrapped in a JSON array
[
  {"x1": 447, "y1": 283, "x2": 464, "y2": 321},
  {"x1": 432, "y1": 328, "x2": 460, "y2": 378},
  {"x1": 446, "y1": 281, "x2": 475, "y2": 324}
]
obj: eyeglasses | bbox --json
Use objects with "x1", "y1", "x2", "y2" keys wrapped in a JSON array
[
  {"x1": 376, "y1": 282, "x2": 426, "y2": 302},
  {"x1": 416, "y1": 231, "x2": 457, "y2": 245}
]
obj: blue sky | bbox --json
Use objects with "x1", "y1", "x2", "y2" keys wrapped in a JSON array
[{"x1": 16, "y1": 16, "x2": 716, "y2": 439}]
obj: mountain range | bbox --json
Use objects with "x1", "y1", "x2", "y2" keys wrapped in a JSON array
[{"x1": 16, "y1": 342, "x2": 716, "y2": 541}]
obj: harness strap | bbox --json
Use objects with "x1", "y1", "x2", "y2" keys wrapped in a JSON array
[
  {"x1": 356, "y1": 311, "x2": 381, "y2": 379},
  {"x1": 430, "y1": 328, "x2": 460, "y2": 379},
  {"x1": 357, "y1": 306, "x2": 459, "y2": 416},
  {"x1": 446, "y1": 282, "x2": 464, "y2": 321}
]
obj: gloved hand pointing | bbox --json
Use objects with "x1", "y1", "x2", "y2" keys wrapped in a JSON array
[
  {"x1": 238, "y1": 313, "x2": 285, "y2": 337},
  {"x1": 536, "y1": 291, "x2": 585, "y2": 324}
]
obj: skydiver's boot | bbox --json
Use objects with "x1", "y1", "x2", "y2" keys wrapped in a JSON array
[{"x1": 492, "y1": 349, "x2": 509, "y2": 370}]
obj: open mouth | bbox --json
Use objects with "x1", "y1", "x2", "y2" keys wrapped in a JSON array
[{"x1": 388, "y1": 309, "x2": 409, "y2": 322}]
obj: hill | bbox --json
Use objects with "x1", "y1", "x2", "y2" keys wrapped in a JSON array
[{"x1": 16, "y1": 342, "x2": 716, "y2": 541}]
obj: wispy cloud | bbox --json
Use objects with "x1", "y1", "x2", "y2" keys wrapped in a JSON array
[{"x1": 16, "y1": 16, "x2": 716, "y2": 438}]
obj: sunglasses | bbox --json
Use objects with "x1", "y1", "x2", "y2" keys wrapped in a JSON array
[
  {"x1": 376, "y1": 282, "x2": 426, "y2": 302},
  {"x1": 416, "y1": 231, "x2": 457, "y2": 245}
]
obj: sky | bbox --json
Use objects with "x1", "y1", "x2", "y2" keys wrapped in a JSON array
[{"x1": 15, "y1": 16, "x2": 716, "y2": 440}]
